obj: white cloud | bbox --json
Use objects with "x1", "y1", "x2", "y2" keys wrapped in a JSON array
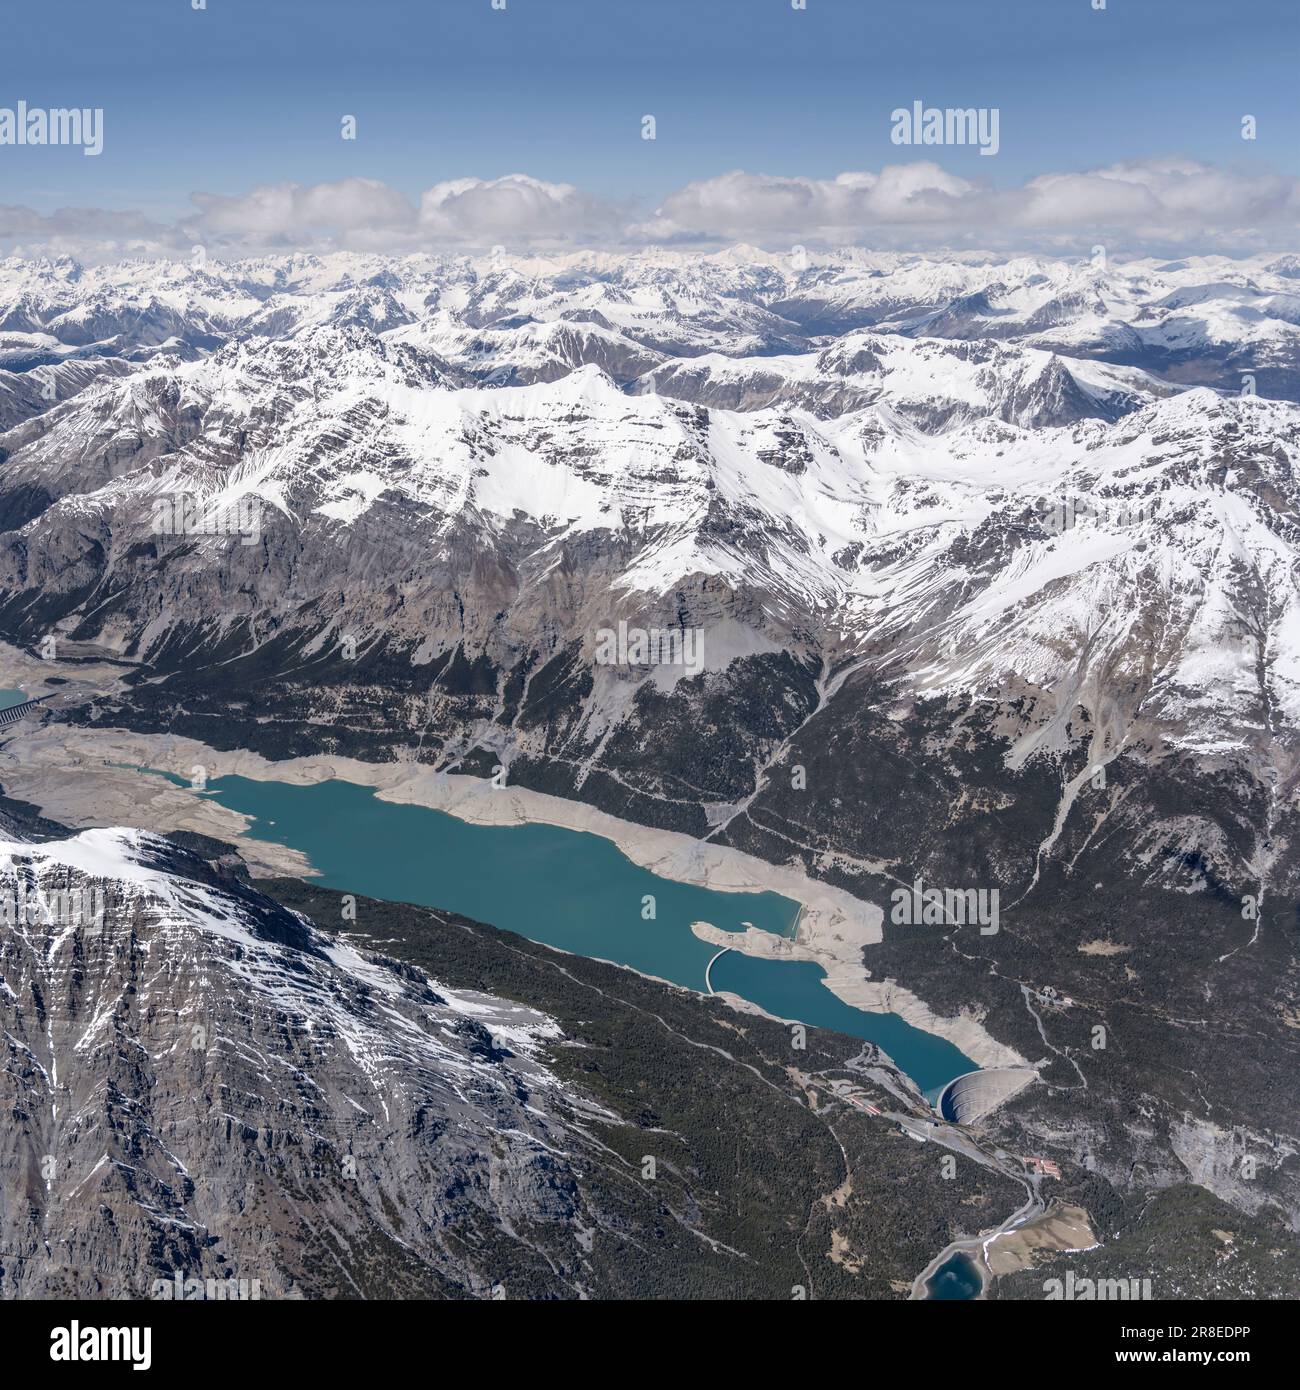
[
  {"x1": 191, "y1": 178, "x2": 416, "y2": 237},
  {"x1": 0, "y1": 203, "x2": 180, "y2": 259},
  {"x1": 637, "y1": 160, "x2": 1300, "y2": 250},
  {"x1": 0, "y1": 160, "x2": 1295, "y2": 260},
  {"x1": 635, "y1": 165, "x2": 981, "y2": 242},
  {"x1": 418, "y1": 174, "x2": 626, "y2": 243}
]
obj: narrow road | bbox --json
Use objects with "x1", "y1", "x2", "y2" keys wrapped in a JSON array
[{"x1": 908, "y1": 1158, "x2": 1043, "y2": 1299}]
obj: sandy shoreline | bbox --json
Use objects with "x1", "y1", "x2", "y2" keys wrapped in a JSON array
[
  {"x1": 0, "y1": 715, "x2": 1025, "y2": 1069},
  {"x1": 690, "y1": 921, "x2": 1025, "y2": 1068}
]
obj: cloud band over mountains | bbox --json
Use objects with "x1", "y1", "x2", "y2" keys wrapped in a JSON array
[{"x1": 2, "y1": 160, "x2": 1297, "y2": 260}]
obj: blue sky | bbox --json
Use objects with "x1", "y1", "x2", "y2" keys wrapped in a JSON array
[{"x1": 3, "y1": 0, "x2": 1296, "y2": 221}]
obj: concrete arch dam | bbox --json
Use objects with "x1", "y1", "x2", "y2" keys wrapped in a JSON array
[{"x1": 937, "y1": 1067, "x2": 1038, "y2": 1125}]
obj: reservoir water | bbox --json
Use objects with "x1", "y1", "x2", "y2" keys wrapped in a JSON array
[
  {"x1": 167, "y1": 772, "x2": 976, "y2": 1094},
  {"x1": 923, "y1": 1251, "x2": 984, "y2": 1300}
]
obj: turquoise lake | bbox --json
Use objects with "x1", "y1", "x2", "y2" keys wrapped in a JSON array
[
  {"x1": 924, "y1": 1251, "x2": 984, "y2": 1300},
  {"x1": 187, "y1": 773, "x2": 976, "y2": 1095}
]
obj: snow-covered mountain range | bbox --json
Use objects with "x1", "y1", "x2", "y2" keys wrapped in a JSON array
[
  {"x1": 2, "y1": 249, "x2": 1298, "y2": 823},
  {"x1": 1, "y1": 246, "x2": 1299, "y2": 1250}
]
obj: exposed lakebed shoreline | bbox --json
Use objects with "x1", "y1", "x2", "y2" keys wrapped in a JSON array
[{"x1": 0, "y1": 720, "x2": 1026, "y2": 1072}]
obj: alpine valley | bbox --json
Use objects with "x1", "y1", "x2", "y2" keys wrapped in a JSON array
[{"x1": 0, "y1": 245, "x2": 1298, "y2": 1300}]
